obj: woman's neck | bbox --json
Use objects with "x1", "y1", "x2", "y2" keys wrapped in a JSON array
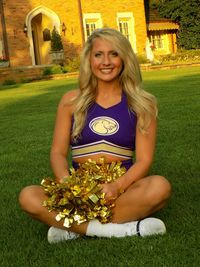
[
  {"x1": 96, "y1": 80, "x2": 122, "y2": 97},
  {"x1": 95, "y1": 81, "x2": 122, "y2": 108}
]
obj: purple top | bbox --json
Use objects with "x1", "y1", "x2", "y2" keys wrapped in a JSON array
[{"x1": 71, "y1": 93, "x2": 137, "y2": 169}]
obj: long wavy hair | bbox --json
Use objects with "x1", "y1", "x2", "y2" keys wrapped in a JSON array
[{"x1": 72, "y1": 28, "x2": 157, "y2": 141}]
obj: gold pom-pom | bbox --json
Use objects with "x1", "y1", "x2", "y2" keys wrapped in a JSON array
[{"x1": 41, "y1": 158, "x2": 126, "y2": 228}]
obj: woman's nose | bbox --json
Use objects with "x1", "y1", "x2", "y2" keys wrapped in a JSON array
[{"x1": 102, "y1": 54, "x2": 111, "y2": 65}]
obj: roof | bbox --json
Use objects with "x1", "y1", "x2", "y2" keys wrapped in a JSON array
[
  {"x1": 144, "y1": 0, "x2": 179, "y2": 31},
  {"x1": 148, "y1": 21, "x2": 179, "y2": 31}
]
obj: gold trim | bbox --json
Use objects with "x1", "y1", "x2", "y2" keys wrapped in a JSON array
[{"x1": 72, "y1": 143, "x2": 133, "y2": 157}]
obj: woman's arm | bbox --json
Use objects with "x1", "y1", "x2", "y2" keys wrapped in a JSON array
[
  {"x1": 117, "y1": 118, "x2": 157, "y2": 190},
  {"x1": 50, "y1": 90, "x2": 77, "y2": 183},
  {"x1": 101, "y1": 118, "x2": 157, "y2": 200}
]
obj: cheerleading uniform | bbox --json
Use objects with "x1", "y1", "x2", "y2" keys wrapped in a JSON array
[{"x1": 71, "y1": 93, "x2": 137, "y2": 170}]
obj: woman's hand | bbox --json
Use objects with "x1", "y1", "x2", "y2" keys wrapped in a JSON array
[
  {"x1": 99, "y1": 181, "x2": 121, "y2": 204},
  {"x1": 56, "y1": 175, "x2": 69, "y2": 184}
]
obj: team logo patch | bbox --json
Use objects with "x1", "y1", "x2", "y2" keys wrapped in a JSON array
[{"x1": 89, "y1": 116, "x2": 119, "y2": 136}]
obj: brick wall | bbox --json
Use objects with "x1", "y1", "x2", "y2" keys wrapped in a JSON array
[
  {"x1": 0, "y1": 66, "x2": 44, "y2": 83},
  {"x1": 2, "y1": 0, "x2": 147, "y2": 67}
]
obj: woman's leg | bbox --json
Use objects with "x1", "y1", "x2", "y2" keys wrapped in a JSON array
[
  {"x1": 19, "y1": 185, "x2": 88, "y2": 235},
  {"x1": 86, "y1": 175, "x2": 171, "y2": 238},
  {"x1": 19, "y1": 175, "x2": 171, "y2": 240},
  {"x1": 111, "y1": 175, "x2": 172, "y2": 223}
]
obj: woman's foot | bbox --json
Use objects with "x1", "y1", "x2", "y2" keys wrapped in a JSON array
[
  {"x1": 136, "y1": 217, "x2": 166, "y2": 237},
  {"x1": 47, "y1": 227, "x2": 80, "y2": 243},
  {"x1": 86, "y1": 217, "x2": 166, "y2": 238},
  {"x1": 47, "y1": 217, "x2": 166, "y2": 243}
]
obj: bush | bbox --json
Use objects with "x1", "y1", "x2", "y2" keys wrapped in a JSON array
[
  {"x1": 155, "y1": 50, "x2": 200, "y2": 64},
  {"x1": 51, "y1": 27, "x2": 63, "y2": 51},
  {"x1": 50, "y1": 65, "x2": 63, "y2": 74},
  {"x1": 2, "y1": 79, "x2": 16, "y2": 85},
  {"x1": 43, "y1": 67, "x2": 52, "y2": 76},
  {"x1": 43, "y1": 65, "x2": 63, "y2": 76},
  {"x1": 64, "y1": 57, "x2": 80, "y2": 72},
  {"x1": 42, "y1": 58, "x2": 80, "y2": 77},
  {"x1": 20, "y1": 78, "x2": 32, "y2": 83},
  {"x1": 136, "y1": 54, "x2": 151, "y2": 64}
]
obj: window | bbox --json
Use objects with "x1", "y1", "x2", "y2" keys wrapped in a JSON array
[
  {"x1": 83, "y1": 13, "x2": 102, "y2": 40},
  {"x1": 119, "y1": 20, "x2": 129, "y2": 40},
  {"x1": 85, "y1": 21, "x2": 96, "y2": 38},
  {"x1": 150, "y1": 34, "x2": 164, "y2": 49},
  {"x1": 117, "y1": 12, "x2": 136, "y2": 52}
]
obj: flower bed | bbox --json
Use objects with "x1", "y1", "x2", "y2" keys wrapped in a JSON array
[
  {"x1": 155, "y1": 50, "x2": 200, "y2": 65},
  {"x1": 0, "y1": 56, "x2": 9, "y2": 67}
]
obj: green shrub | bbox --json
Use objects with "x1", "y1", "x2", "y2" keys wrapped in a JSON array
[
  {"x1": 51, "y1": 27, "x2": 63, "y2": 51},
  {"x1": 42, "y1": 58, "x2": 80, "y2": 77},
  {"x1": 2, "y1": 79, "x2": 16, "y2": 85},
  {"x1": 43, "y1": 65, "x2": 63, "y2": 76},
  {"x1": 20, "y1": 78, "x2": 32, "y2": 83},
  {"x1": 64, "y1": 57, "x2": 80, "y2": 72},
  {"x1": 43, "y1": 67, "x2": 52, "y2": 76},
  {"x1": 137, "y1": 54, "x2": 151, "y2": 64},
  {"x1": 61, "y1": 66, "x2": 68, "y2": 73},
  {"x1": 51, "y1": 65, "x2": 63, "y2": 74},
  {"x1": 155, "y1": 50, "x2": 200, "y2": 64}
]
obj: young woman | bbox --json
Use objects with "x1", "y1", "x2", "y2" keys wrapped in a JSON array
[{"x1": 19, "y1": 28, "x2": 171, "y2": 243}]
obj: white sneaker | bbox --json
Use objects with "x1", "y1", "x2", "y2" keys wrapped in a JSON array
[
  {"x1": 47, "y1": 227, "x2": 80, "y2": 243},
  {"x1": 136, "y1": 217, "x2": 166, "y2": 237}
]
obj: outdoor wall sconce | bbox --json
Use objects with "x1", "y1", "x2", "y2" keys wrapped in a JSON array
[
  {"x1": 23, "y1": 23, "x2": 28, "y2": 35},
  {"x1": 62, "y1": 22, "x2": 66, "y2": 35}
]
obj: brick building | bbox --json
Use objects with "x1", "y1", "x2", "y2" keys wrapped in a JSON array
[{"x1": 0, "y1": 0, "x2": 178, "y2": 68}]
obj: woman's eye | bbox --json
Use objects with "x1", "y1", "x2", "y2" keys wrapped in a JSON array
[
  {"x1": 95, "y1": 53, "x2": 102, "y2": 57},
  {"x1": 111, "y1": 51, "x2": 118, "y2": 57}
]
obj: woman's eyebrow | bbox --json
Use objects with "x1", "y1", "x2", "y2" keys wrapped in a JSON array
[{"x1": 93, "y1": 50, "x2": 117, "y2": 53}]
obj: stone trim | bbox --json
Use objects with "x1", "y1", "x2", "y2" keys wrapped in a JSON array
[{"x1": 25, "y1": 5, "x2": 61, "y2": 66}]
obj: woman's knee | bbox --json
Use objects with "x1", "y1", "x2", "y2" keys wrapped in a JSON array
[
  {"x1": 150, "y1": 175, "x2": 172, "y2": 203},
  {"x1": 19, "y1": 185, "x2": 44, "y2": 215}
]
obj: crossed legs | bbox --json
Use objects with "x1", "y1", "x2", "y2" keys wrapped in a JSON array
[{"x1": 19, "y1": 175, "x2": 171, "y2": 235}]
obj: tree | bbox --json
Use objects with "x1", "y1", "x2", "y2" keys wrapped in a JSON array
[
  {"x1": 51, "y1": 27, "x2": 63, "y2": 51},
  {"x1": 155, "y1": 0, "x2": 200, "y2": 49}
]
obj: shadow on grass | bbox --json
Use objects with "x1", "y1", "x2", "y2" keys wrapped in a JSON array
[{"x1": 0, "y1": 83, "x2": 21, "y2": 91}]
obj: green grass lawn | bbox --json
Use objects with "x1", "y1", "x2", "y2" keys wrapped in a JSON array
[{"x1": 0, "y1": 66, "x2": 199, "y2": 267}]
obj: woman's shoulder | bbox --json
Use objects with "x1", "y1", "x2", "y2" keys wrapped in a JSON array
[
  {"x1": 60, "y1": 89, "x2": 80, "y2": 104},
  {"x1": 57, "y1": 89, "x2": 80, "y2": 116}
]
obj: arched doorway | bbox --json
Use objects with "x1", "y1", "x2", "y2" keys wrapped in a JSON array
[{"x1": 25, "y1": 6, "x2": 61, "y2": 65}]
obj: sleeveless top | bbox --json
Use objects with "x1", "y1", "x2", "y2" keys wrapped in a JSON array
[{"x1": 70, "y1": 93, "x2": 137, "y2": 170}]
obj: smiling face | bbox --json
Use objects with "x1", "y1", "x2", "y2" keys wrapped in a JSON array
[{"x1": 90, "y1": 38, "x2": 123, "y2": 84}]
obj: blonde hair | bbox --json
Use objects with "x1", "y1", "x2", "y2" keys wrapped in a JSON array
[{"x1": 72, "y1": 28, "x2": 157, "y2": 141}]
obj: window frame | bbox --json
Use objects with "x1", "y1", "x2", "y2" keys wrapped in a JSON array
[
  {"x1": 83, "y1": 13, "x2": 103, "y2": 40},
  {"x1": 117, "y1": 12, "x2": 137, "y2": 52},
  {"x1": 149, "y1": 33, "x2": 164, "y2": 50}
]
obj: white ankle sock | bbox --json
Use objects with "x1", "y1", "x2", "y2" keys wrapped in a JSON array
[
  {"x1": 86, "y1": 218, "x2": 166, "y2": 238},
  {"x1": 86, "y1": 220, "x2": 139, "y2": 238}
]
